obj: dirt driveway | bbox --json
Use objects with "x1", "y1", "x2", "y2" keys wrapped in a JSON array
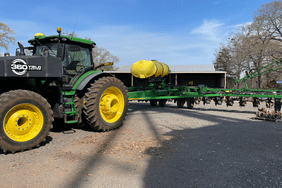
[{"x1": 1, "y1": 101, "x2": 282, "y2": 188}]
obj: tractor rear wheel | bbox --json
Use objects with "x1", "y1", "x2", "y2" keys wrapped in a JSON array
[
  {"x1": 83, "y1": 77, "x2": 128, "y2": 131},
  {"x1": 0, "y1": 90, "x2": 53, "y2": 153}
]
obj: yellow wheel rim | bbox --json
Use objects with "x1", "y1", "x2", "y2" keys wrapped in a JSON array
[
  {"x1": 3, "y1": 104, "x2": 44, "y2": 142},
  {"x1": 99, "y1": 87, "x2": 124, "y2": 123}
]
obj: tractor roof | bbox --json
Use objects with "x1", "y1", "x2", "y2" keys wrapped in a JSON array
[{"x1": 28, "y1": 35, "x2": 96, "y2": 48}]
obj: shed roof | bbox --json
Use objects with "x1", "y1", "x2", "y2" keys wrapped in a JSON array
[{"x1": 118, "y1": 64, "x2": 221, "y2": 73}]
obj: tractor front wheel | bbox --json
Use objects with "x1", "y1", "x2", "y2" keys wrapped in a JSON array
[
  {"x1": 83, "y1": 77, "x2": 128, "y2": 131},
  {"x1": 0, "y1": 90, "x2": 53, "y2": 153}
]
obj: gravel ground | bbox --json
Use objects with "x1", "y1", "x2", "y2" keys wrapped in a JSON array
[{"x1": 1, "y1": 101, "x2": 282, "y2": 188}]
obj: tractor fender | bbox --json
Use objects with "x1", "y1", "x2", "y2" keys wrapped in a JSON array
[{"x1": 76, "y1": 72, "x2": 114, "y2": 91}]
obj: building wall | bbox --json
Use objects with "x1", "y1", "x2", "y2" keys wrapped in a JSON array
[
  {"x1": 172, "y1": 73, "x2": 225, "y2": 88},
  {"x1": 107, "y1": 72, "x2": 226, "y2": 88}
]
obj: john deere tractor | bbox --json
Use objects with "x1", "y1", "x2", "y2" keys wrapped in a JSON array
[{"x1": 0, "y1": 27, "x2": 128, "y2": 153}]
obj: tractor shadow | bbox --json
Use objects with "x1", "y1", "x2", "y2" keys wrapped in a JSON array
[
  {"x1": 142, "y1": 122, "x2": 282, "y2": 187},
  {"x1": 191, "y1": 107, "x2": 256, "y2": 114},
  {"x1": 51, "y1": 118, "x2": 76, "y2": 133},
  {"x1": 138, "y1": 103, "x2": 282, "y2": 187},
  {"x1": 128, "y1": 101, "x2": 257, "y2": 115},
  {"x1": 0, "y1": 136, "x2": 53, "y2": 155},
  {"x1": 126, "y1": 102, "x2": 282, "y2": 187},
  {"x1": 51, "y1": 118, "x2": 111, "y2": 133}
]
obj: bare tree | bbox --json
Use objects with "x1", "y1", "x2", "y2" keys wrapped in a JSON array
[
  {"x1": 251, "y1": 0, "x2": 282, "y2": 88},
  {"x1": 248, "y1": 2, "x2": 282, "y2": 88},
  {"x1": 240, "y1": 24, "x2": 269, "y2": 88},
  {"x1": 0, "y1": 22, "x2": 15, "y2": 51},
  {"x1": 215, "y1": 20, "x2": 282, "y2": 89},
  {"x1": 92, "y1": 46, "x2": 119, "y2": 71},
  {"x1": 228, "y1": 31, "x2": 251, "y2": 88},
  {"x1": 253, "y1": 0, "x2": 282, "y2": 44},
  {"x1": 213, "y1": 1, "x2": 282, "y2": 89}
]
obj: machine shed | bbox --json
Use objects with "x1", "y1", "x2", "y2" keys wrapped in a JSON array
[{"x1": 106, "y1": 64, "x2": 226, "y2": 88}]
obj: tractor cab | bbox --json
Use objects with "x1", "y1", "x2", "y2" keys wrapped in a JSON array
[
  {"x1": 28, "y1": 28, "x2": 96, "y2": 86},
  {"x1": 35, "y1": 42, "x2": 92, "y2": 74}
]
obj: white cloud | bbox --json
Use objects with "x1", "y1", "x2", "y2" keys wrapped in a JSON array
[
  {"x1": 229, "y1": 21, "x2": 252, "y2": 28},
  {"x1": 190, "y1": 20, "x2": 224, "y2": 42}
]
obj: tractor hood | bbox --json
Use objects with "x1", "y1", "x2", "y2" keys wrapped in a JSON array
[{"x1": 0, "y1": 55, "x2": 63, "y2": 78}]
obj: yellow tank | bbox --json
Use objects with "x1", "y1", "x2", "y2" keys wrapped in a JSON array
[
  {"x1": 130, "y1": 60, "x2": 169, "y2": 79},
  {"x1": 159, "y1": 62, "x2": 169, "y2": 76}
]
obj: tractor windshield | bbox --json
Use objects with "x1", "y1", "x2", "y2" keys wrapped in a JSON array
[
  {"x1": 63, "y1": 44, "x2": 92, "y2": 75},
  {"x1": 35, "y1": 43, "x2": 58, "y2": 57}
]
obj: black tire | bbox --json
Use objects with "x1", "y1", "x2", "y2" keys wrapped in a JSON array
[
  {"x1": 177, "y1": 99, "x2": 185, "y2": 108},
  {"x1": 187, "y1": 98, "x2": 194, "y2": 109},
  {"x1": 159, "y1": 99, "x2": 167, "y2": 107},
  {"x1": 83, "y1": 77, "x2": 128, "y2": 131},
  {"x1": 150, "y1": 100, "x2": 157, "y2": 106},
  {"x1": 0, "y1": 90, "x2": 53, "y2": 153},
  {"x1": 74, "y1": 94, "x2": 87, "y2": 128}
]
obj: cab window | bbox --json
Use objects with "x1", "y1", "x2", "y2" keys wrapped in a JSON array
[
  {"x1": 35, "y1": 43, "x2": 58, "y2": 57},
  {"x1": 63, "y1": 45, "x2": 91, "y2": 74}
]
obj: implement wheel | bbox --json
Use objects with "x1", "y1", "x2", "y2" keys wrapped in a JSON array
[
  {"x1": 0, "y1": 90, "x2": 53, "y2": 153},
  {"x1": 187, "y1": 98, "x2": 194, "y2": 109},
  {"x1": 159, "y1": 99, "x2": 167, "y2": 107},
  {"x1": 177, "y1": 99, "x2": 185, "y2": 108},
  {"x1": 83, "y1": 77, "x2": 128, "y2": 131},
  {"x1": 150, "y1": 100, "x2": 157, "y2": 106}
]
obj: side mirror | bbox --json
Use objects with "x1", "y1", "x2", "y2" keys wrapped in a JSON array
[{"x1": 57, "y1": 43, "x2": 65, "y2": 60}]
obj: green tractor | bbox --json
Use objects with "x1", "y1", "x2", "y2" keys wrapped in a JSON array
[{"x1": 0, "y1": 27, "x2": 128, "y2": 153}]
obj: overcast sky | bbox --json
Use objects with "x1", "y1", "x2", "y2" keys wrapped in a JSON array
[{"x1": 0, "y1": 0, "x2": 272, "y2": 66}]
